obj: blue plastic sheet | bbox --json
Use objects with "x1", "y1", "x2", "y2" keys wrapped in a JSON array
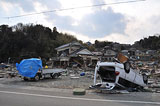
[{"x1": 16, "y1": 58, "x2": 42, "y2": 78}]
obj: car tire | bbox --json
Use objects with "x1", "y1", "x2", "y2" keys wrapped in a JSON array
[{"x1": 124, "y1": 62, "x2": 130, "y2": 73}]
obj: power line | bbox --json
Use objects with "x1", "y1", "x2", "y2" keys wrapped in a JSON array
[{"x1": 3, "y1": 0, "x2": 146, "y2": 19}]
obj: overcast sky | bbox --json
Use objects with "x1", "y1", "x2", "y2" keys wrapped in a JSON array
[{"x1": 0, "y1": 0, "x2": 160, "y2": 44}]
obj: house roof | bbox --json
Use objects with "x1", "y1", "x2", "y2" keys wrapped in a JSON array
[
  {"x1": 121, "y1": 50, "x2": 128, "y2": 52},
  {"x1": 55, "y1": 41, "x2": 82, "y2": 50},
  {"x1": 104, "y1": 49, "x2": 116, "y2": 56},
  {"x1": 92, "y1": 52, "x2": 102, "y2": 56},
  {"x1": 70, "y1": 48, "x2": 93, "y2": 57}
]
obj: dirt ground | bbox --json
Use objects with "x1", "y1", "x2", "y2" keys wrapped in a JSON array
[
  {"x1": 0, "y1": 73, "x2": 96, "y2": 89},
  {"x1": 0, "y1": 68, "x2": 160, "y2": 92}
]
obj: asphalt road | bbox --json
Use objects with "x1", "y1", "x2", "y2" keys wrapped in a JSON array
[{"x1": 0, "y1": 85, "x2": 160, "y2": 106}]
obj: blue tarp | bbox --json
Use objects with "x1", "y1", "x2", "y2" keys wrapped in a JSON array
[{"x1": 16, "y1": 58, "x2": 42, "y2": 78}]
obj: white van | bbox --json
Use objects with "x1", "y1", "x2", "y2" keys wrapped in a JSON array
[{"x1": 92, "y1": 61, "x2": 148, "y2": 90}]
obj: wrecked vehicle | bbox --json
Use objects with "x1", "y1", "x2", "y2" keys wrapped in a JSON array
[
  {"x1": 91, "y1": 54, "x2": 148, "y2": 90},
  {"x1": 16, "y1": 58, "x2": 66, "y2": 81}
]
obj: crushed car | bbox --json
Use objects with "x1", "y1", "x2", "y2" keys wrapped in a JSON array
[{"x1": 90, "y1": 53, "x2": 148, "y2": 90}]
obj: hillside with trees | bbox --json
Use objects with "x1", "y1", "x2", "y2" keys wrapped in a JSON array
[
  {"x1": 1, "y1": 23, "x2": 159, "y2": 63},
  {"x1": 133, "y1": 34, "x2": 160, "y2": 50},
  {"x1": 0, "y1": 23, "x2": 79, "y2": 63}
]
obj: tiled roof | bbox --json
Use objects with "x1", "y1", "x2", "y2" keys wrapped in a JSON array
[
  {"x1": 70, "y1": 48, "x2": 93, "y2": 57},
  {"x1": 55, "y1": 41, "x2": 82, "y2": 50}
]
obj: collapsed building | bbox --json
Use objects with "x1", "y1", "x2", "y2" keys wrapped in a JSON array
[{"x1": 52, "y1": 42, "x2": 99, "y2": 68}]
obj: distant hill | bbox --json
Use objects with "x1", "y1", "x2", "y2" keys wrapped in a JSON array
[
  {"x1": 0, "y1": 23, "x2": 80, "y2": 63},
  {"x1": 133, "y1": 34, "x2": 160, "y2": 50},
  {"x1": 1, "y1": 23, "x2": 159, "y2": 63}
]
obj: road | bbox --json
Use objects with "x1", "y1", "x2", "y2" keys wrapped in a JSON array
[{"x1": 0, "y1": 85, "x2": 160, "y2": 106}]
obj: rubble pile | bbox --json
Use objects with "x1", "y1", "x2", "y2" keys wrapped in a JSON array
[
  {"x1": 0, "y1": 66, "x2": 18, "y2": 78},
  {"x1": 147, "y1": 76, "x2": 160, "y2": 93},
  {"x1": 0, "y1": 70, "x2": 6, "y2": 78}
]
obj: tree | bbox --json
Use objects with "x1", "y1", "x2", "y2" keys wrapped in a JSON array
[
  {"x1": 133, "y1": 34, "x2": 160, "y2": 50},
  {"x1": 0, "y1": 23, "x2": 82, "y2": 63}
]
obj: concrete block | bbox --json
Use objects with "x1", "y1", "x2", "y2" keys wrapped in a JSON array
[{"x1": 73, "y1": 88, "x2": 86, "y2": 95}]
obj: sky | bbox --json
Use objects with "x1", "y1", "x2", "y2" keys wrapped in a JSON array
[{"x1": 0, "y1": 0, "x2": 160, "y2": 44}]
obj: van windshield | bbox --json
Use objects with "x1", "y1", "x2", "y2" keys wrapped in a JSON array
[{"x1": 98, "y1": 66, "x2": 116, "y2": 82}]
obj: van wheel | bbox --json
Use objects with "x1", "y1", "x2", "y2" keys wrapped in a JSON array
[
  {"x1": 124, "y1": 62, "x2": 130, "y2": 73},
  {"x1": 34, "y1": 75, "x2": 40, "y2": 81}
]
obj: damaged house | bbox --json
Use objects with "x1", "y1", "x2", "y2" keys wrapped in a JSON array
[
  {"x1": 53, "y1": 42, "x2": 97, "y2": 68},
  {"x1": 103, "y1": 49, "x2": 116, "y2": 62},
  {"x1": 101, "y1": 46, "x2": 117, "y2": 62}
]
